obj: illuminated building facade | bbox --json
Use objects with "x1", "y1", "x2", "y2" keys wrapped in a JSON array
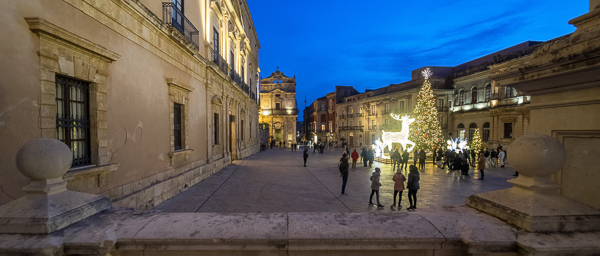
[{"x1": 259, "y1": 69, "x2": 298, "y2": 145}]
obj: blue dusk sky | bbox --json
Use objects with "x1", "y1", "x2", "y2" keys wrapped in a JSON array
[{"x1": 247, "y1": 0, "x2": 589, "y2": 120}]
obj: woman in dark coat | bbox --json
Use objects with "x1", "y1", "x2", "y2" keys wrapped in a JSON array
[
  {"x1": 339, "y1": 154, "x2": 349, "y2": 195},
  {"x1": 418, "y1": 150, "x2": 426, "y2": 169},
  {"x1": 407, "y1": 165, "x2": 420, "y2": 211}
]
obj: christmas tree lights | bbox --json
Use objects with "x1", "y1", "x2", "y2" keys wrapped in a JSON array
[
  {"x1": 471, "y1": 128, "x2": 483, "y2": 152},
  {"x1": 409, "y1": 68, "x2": 444, "y2": 151}
]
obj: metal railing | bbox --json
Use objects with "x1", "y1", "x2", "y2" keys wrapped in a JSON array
[
  {"x1": 347, "y1": 114, "x2": 354, "y2": 118},
  {"x1": 356, "y1": 113, "x2": 364, "y2": 117},
  {"x1": 340, "y1": 115, "x2": 346, "y2": 119},
  {"x1": 162, "y1": 3, "x2": 199, "y2": 49},
  {"x1": 211, "y1": 49, "x2": 229, "y2": 75},
  {"x1": 368, "y1": 112, "x2": 378, "y2": 117}
]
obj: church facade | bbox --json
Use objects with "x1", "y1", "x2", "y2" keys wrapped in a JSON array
[{"x1": 259, "y1": 70, "x2": 298, "y2": 146}]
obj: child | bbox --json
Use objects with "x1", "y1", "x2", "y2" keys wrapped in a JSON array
[
  {"x1": 391, "y1": 169, "x2": 406, "y2": 209},
  {"x1": 369, "y1": 168, "x2": 384, "y2": 207}
]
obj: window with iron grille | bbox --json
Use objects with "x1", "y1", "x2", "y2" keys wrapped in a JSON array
[
  {"x1": 483, "y1": 122, "x2": 490, "y2": 141},
  {"x1": 56, "y1": 75, "x2": 91, "y2": 167},
  {"x1": 485, "y1": 84, "x2": 491, "y2": 102},
  {"x1": 241, "y1": 120, "x2": 244, "y2": 140},
  {"x1": 213, "y1": 28, "x2": 219, "y2": 59},
  {"x1": 174, "y1": 103, "x2": 183, "y2": 150},
  {"x1": 471, "y1": 87, "x2": 478, "y2": 103},
  {"x1": 504, "y1": 123, "x2": 513, "y2": 139},
  {"x1": 214, "y1": 113, "x2": 219, "y2": 144}
]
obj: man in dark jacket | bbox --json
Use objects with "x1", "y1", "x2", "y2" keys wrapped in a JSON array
[
  {"x1": 361, "y1": 148, "x2": 368, "y2": 167},
  {"x1": 401, "y1": 150, "x2": 410, "y2": 171},
  {"x1": 339, "y1": 154, "x2": 350, "y2": 195},
  {"x1": 392, "y1": 149, "x2": 401, "y2": 170},
  {"x1": 368, "y1": 149, "x2": 374, "y2": 167}
]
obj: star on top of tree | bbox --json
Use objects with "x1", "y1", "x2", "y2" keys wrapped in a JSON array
[{"x1": 422, "y1": 68, "x2": 433, "y2": 79}]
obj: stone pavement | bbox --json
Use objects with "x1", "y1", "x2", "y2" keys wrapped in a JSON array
[{"x1": 154, "y1": 147, "x2": 516, "y2": 213}]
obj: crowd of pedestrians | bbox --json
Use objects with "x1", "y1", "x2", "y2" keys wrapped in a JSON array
[{"x1": 299, "y1": 142, "x2": 508, "y2": 212}]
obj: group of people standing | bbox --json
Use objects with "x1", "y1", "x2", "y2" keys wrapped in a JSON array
[{"x1": 338, "y1": 151, "x2": 421, "y2": 211}]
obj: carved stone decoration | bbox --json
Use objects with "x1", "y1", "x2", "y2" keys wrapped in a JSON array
[{"x1": 274, "y1": 123, "x2": 282, "y2": 129}]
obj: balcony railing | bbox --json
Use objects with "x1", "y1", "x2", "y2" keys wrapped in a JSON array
[
  {"x1": 162, "y1": 3, "x2": 199, "y2": 49},
  {"x1": 340, "y1": 115, "x2": 346, "y2": 119},
  {"x1": 347, "y1": 114, "x2": 354, "y2": 118},
  {"x1": 370, "y1": 125, "x2": 377, "y2": 131},
  {"x1": 356, "y1": 113, "x2": 364, "y2": 117},
  {"x1": 436, "y1": 107, "x2": 449, "y2": 112},
  {"x1": 369, "y1": 112, "x2": 378, "y2": 117},
  {"x1": 211, "y1": 49, "x2": 229, "y2": 76}
]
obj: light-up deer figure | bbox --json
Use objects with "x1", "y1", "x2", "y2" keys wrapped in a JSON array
[{"x1": 382, "y1": 114, "x2": 416, "y2": 152}]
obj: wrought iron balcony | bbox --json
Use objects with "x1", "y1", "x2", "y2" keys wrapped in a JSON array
[
  {"x1": 355, "y1": 113, "x2": 364, "y2": 117},
  {"x1": 347, "y1": 114, "x2": 354, "y2": 118},
  {"x1": 211, "y1": 49, "x2": 229, "y2": 75},
  {"x1": 162, "y1": 3, "x2": 199, "y2": 49},
  {"x1": 340, "y1": 115, "x2": 346, "y2": 119},
  {"x1": 368, "y1": 112, "x2": 378, "y2": 117}
]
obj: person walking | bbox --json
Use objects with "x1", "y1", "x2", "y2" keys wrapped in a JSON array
[
  {"x1": 432, "y1": 150, "x2": 437, "y2": 166},
  {"x1": 407, "y1": 165, "x2": 420, "y2": 211},
  {"x1": 392, "y1": 149, "x2": 401, "y2": 170},
  {"x1": 303, "y1": 148, "x2": 309, "y2": 167},
  {"x1": 360, "y1": 148, "x2": 365, "y2": 162},
  {"x1": 391, "y1": 169, "x2": 406, "y2": 209},
  {"x1": 484, "y1": 148, "x2": 490, "y2": 167},
  {"x1": 339, "y1": 154, "x2": 350, "y2": 195},
  {"x1": 351, "y1": 149, "x2": 359, "y2": 169},
  {"x1": 362, "y1": 148, "x2": 368, "y2": 167},
  {"x1": 477, "y1": 152, "x2": 486, "y2": 180},
  {"x1": 498, "y1": 149, "x2": 506, "y2": 168},
  {"x1": 368, "y1": 149, "x2": 374, "y2": 168},
  {"x1": 453, "y1": 152, "x2": 463, "y2": 178},
  {"x1": 369, "y1": 167, "x2": 384, "y2": 207},
  {"x1": 401, "y1": 150, "x2": 409, "y2": 171}
]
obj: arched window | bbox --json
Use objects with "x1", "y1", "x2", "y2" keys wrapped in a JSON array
[
  {"x1": 458, "y1": 123, "x2": 465, "y2": 139},
  {"x1": 482, "y1": 122, "x2": 490, "y2": 142},
  {"x1": 459, "y1": 89, "x2": 465, "y2": 105},
  {"x1": 471, "y1": 87, "x2": 478, "y2": 104},
  {"x1": 485, "y1": 84, "x2": 492, "y2": 102},
  {"x1": 469, "y1": 123, "x2": 477, "y2": 142}
]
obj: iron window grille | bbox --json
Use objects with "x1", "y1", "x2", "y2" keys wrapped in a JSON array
[
  {"x1": 214, "y1": 113, "x2": 219, "y2": 144},
  {"x1": 56, "y1": 75, "x2": 91, "y2": 167},
  {"x1": 174, "y1": 103, "x2": 183, "y2": 150},
  {"x1": 162, "y1": 2, "x2": 199, "y2": 49}
]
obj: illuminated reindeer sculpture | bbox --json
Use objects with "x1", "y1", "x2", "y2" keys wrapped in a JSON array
[{"x1": 382, "y1": 114, "x2": 416, "y2": 152}]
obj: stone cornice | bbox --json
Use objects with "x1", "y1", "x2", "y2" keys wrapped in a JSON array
[
  {"x1": 166, "y1": 78, "x2": 194, "y2": 92},
  {"x1": 26, "y1": 17, "x2": 121, "y2": 62}
]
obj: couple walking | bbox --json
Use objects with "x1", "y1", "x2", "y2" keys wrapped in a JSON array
[{"x1": 368, "y1": 165, "x2": 420, "y2": 211}]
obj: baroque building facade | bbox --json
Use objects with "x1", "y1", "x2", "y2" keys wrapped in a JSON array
[
  {"x1": 336, "y1": 68, "x2": 454, "y2": 149},
  {"x1": 305, "y1": 86, "x2": 359, "y2": 144},
  {"x1": 0, "y1": 0, "x2": 260, "y2": 210},
  {"x1": 258, "y1": 69, "x2": 298, "y2": 146}
]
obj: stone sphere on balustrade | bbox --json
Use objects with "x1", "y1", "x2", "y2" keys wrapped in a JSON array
[
  {"x1": 508, "y1": 134, "x2": 566, "y2": 178},
  {"x1": 16, "y1": 138, "x2": 72, "y2": 181}
]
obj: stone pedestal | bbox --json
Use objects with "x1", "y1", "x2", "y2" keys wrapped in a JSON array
[
  {"x1": 467, "y1": 134, "x2": 600, "y2": 232},
  {"x1": 0, "y1": 138, "x2": 111, "y2": 234}
]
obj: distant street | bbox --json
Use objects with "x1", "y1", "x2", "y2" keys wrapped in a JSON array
[{"x1": 154, "y1": 146, "x2": 515, "y2": 213}]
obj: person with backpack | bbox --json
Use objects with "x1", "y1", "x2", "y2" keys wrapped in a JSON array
[
  {"x1": 391, "y1": 168, "x2": 406, "y2": 210},
  {"x1": 339, "y1": 153, "x2": 349, "y2": 195},
  {"x1": 407, "y1": 165, "x2": 420, "y2": 211},
  {"x1": 303, "y1": 148, "x2": 309, "y2": 167},
  {"x1": 369, "y1": 167, "x2": 384, "y2": 207},
  {"x1": 490, "y1": 149, "x2": 498, "y2": 167}
]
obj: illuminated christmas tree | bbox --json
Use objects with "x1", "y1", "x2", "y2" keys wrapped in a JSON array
[
  {"x1": 471, "y1": 128, "x2": 483, "y2": 152},
  {"x1": 409, "y1": 68, "x2": 444, "y2": 151}
]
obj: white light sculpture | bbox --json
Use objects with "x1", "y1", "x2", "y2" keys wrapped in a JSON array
[
  {"x1": 447, "y1": 137, "x2": 469, "y2": 152},
  {"x1": 381, "y1": 114, "x2": 416, "y2": 153},
  {"x1": 422, "y1": 68, "x2": 433, "y2": 79},
  {"x1": 372, "y1": 139, "x2": 383, "y2": 158}
]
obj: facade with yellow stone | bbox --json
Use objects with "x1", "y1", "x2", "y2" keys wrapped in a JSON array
[
  {"x1": 0, "y1": 0, "x2": 260, "y2": 210},
  {"x1": 259, "y1": 69, "x2": 298, "y2": 146}
]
